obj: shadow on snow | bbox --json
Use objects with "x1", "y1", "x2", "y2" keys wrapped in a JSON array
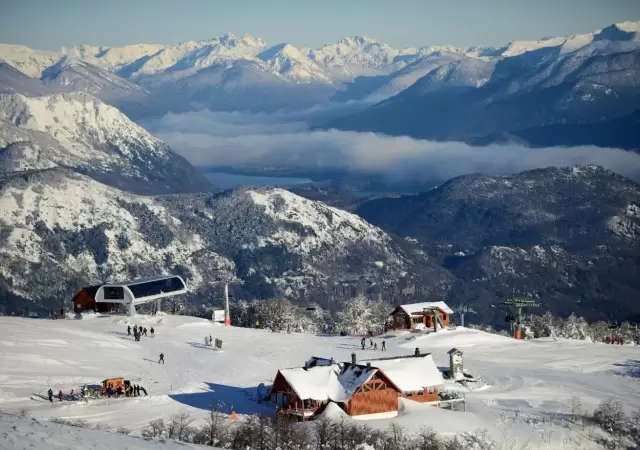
[
  {"x1": 613, "y1": 359, "x2": 640, "y2": 378},
  {"x1": 169, "y1": 382, "x2": 273, "y2": 416}
]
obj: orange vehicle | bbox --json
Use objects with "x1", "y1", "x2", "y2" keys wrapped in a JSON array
[{"x1": 102, "y1": 377, "x2": 130, "y2": 394}]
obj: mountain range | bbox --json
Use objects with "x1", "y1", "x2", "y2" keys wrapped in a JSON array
[
  {"x1": 1, "y1": 22, "x2": 640, "y2": 323},
  {"x1": 1, "y1": 20, "x2": 639, "y2": 140},
  {"x1": 329, "y1": 22, "x2": 640, "y2": 150}
]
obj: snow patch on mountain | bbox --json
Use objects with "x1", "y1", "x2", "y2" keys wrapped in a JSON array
[
  {"x1": 0, "y1": 92, "x2": 213, "y2": 194},
  {"x1": 0, "y1": 44, "x2": 59, "y2": 78},
  {"x1": 0, "y1": 169, "x2": 217, "y2": 300},
  {"x1": 258, "y1": 44, "x2": 332, "y2": 83},
  {"x1": 0, "y1": 92, "x2": 158, "y2": 153},
  {"x1": 248, "y1": 188, "x2": 391, "y2": 254}
]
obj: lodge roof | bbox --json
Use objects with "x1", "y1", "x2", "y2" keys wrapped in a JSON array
[
  {"x1": 393, "y1": 301, "x2": 454, "y2": 315},
  {"x1": 360, "y1": 353, "x2": 444, "y2": 393},
  {"x1": 277, "y1": 361, "x2": 400, "y2": 402}
]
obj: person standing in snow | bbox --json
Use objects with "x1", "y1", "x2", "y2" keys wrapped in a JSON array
[
  {"x1": 143, "y1": 327, "x2": 148, "y2": 336},
  {"x1": 159, "y1": 353, "x2": 164, "y2": 364},
  {"x1": 140, "y1": 386, "x2": 148, "y2": 396},
  {"x1": 381, "y1": 341, "x2": 386, "y2": 351},
  {"x1": 150, "y1": 327, "x2": 155, "y2": 338},
  {"x1": 127, "y1": 325, "x2": 131, "y2": 336},
  {"x1": 361, "y1": 337, "x2": 366, "y2": 350},
  {"x1": 58, "y1": 390, "x2": 63, "y2": 402},
  {"x1": 205, "y1": 336, "x2": 209, "y2": 346},
  {"x1": 48, "y1": 388, "x2": 53, "y2": 403},
  {"x1": 209, "y1": 335, "x2": 213, "y2": 346},
  {"x1": 373, "y1": 342, "x2": 378, "y2": 351},
  {"x1": 70, "y1": 389, "x2": 75, "y2": 400},
  {"x1": 369, "y1": 338, "x2": 373, "y2": 349}
]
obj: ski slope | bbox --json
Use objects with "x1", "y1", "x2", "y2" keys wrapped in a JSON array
[{"x1": 0, "y1": 314, "x2": 638, "y2": 449}]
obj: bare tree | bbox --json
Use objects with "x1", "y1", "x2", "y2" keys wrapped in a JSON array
[
  {"x1": 167, "y1": 411, "x2": 193, "y2": 441},
  {"x1": 142, "y1": 419, "x2": 165, "y2": 438},
  {"x1": 203, "y1": 402, "x2": 230, "y2": 446},
  {"x1": 569, "y1": 396, "x2": 583, "y2": 425}
]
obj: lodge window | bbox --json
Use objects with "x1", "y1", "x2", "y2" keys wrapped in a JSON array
[{"x1": 442, "y1": 314, "x2": 447, "y2": 320}]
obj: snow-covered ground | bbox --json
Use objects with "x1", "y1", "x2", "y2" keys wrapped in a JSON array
[
  {"x1": 0, "y1": 412, "x2": 207, "y2": 449},
  {"x1": 0, "y1": 314, "x2": 638, "y2": 449}
]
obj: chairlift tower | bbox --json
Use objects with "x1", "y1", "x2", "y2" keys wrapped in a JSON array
[
  {"x1": 501, "y1": 298, "x2": 539, "y2": 339},
  {"x1": 454, "y1": 304, "x2": 476, "y2": 328},
  {"x1": 212, "y1": 267, "x2": 241, "y2": 326}
]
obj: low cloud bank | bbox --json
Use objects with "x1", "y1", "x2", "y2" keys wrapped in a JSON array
[{"x1": 142, "y1": 107, "x2": 640, "y2": 183}]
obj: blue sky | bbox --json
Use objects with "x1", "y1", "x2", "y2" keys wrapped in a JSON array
[{"x1": 2, "y1": 0, "x2": 639, "y2": 50}]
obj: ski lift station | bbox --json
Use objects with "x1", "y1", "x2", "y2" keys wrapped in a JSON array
[{"x1": 72, "y1": 275, "x2": 187, "y2": 316}]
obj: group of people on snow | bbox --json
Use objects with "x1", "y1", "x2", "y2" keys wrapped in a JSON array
[
  {"x1": 204, "y1": 335, "x2": 215, "y2": 346},
  {"x1": 47, "y1": 388, "x2": 81, "y2": 403},
  {"x1": 128, "y1": 325, "x2": 154, "y2": 341},
  {"x1": 360, "y1": 337, "x2": 386, "y2": 351},
  {"x1": 103, "y1": 383, "x2": 147, "y2": 398},
  {"x1": 47, "y1": 388, "x2": 64, "y2": 403}
]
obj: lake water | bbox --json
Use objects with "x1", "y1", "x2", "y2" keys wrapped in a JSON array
[{"x1": 205, "y1": 172, "x2": 313, "y2": 189}]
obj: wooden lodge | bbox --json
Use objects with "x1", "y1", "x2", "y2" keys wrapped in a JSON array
[
  {"x1": 361, "y1": 349, "x2": 445, "y2": 404},
  {"x1": 270, "y1": 357, "x2": 401, "y2": 421},
  {"x1": 72, "y1": 285, "x2": 121, "y2": 314},
  {"x1": 390, "y1": 301, "x2": 453, "y2": 330}
]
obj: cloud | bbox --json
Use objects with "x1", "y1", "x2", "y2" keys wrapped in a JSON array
[{"x1": 142, "y1": 107, "x2": 640, "y2": 184}]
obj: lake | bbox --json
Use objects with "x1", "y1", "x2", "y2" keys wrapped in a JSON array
[{"x1": 205, "y1": 172, "x2": 313, "y2": 189}]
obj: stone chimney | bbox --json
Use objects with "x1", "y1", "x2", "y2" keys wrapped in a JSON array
[
  {"x1": 448, "y1": 348, "x2": 464, "y2": 381},
  {"x1": 351, "y1": 353, "x2": 356, "y2": 365}
]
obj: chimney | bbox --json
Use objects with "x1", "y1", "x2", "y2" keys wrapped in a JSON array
[
  {"x1": 351, "y1": 353, "x2": 356, "y2": 365},
  {"x1": 415, "y1": 347, "x2": 420, "y2": 356}
]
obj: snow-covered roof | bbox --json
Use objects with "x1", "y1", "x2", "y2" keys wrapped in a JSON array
[
  {"x1": 278, "y1": 363, "x2": 379, "y2": 402},
  {"x1": 396, "y1": 301, "x2": 454, "y2": 315},
  {"x1": 361, "y1": 354, "x2": 444, "y2": 393}
]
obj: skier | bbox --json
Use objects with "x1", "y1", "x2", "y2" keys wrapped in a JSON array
[
  {"x1": 58, "y1": 390, "x2": 64, "y2": 402},
  {"x1": 369, "y1": 338, "x2": 373, "y2": 349},
  {"x1": 381, "y1": 341, "x2": 386, "y2": 352},
  {"x1": 373, "y1": 342, "x2": 378, "y2": 351},
  {"x1": 150, "y1": 327, "x2": 155, "y2": 338},
  {"x1": 209, "y1": 335, "x2": 213, "y2": 346},
  {"x1": 361, "y1": 337, "x2": 366, "y2": 350},
  {"x1": 127, "y1": 325, "x2": 131, "y2": 336},
  {"x1": 48, "y1": 388, "x2": 53, "y2": 403},
  {"x1": 159, "y1": 353, "x2": 165, "y2": 364}
]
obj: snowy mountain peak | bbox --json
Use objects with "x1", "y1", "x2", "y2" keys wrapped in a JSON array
[
  {"x1": 595, "y1": 21, "x2": 640, "y2": 42},
  {"x1": 0, "y1": 92, "x2": 160, "y2": 152},
  {"x1": 337, "y1": 36, "x2": 381, "y2": 47},
  {"x1": 0, "y1": 92, "x2": 213, "y2": 194},
  {"x1": 246, "y1": 187, "x2": 391, "y2": 254}
]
